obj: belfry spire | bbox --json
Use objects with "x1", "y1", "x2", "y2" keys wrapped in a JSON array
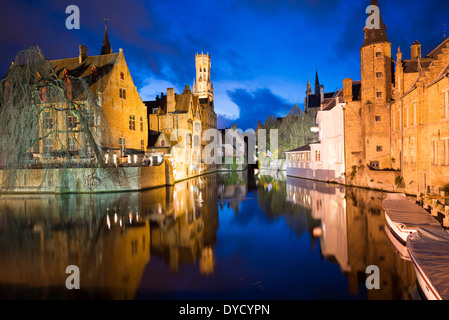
[{"x1": 101, "y1": 19, "x2": 112, "y2": 55}]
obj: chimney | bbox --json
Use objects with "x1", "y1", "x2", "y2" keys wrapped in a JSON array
[
  {"x1": 167, "y1": 88, "x2": 175, "y2": 113},
  {"x1": 320, "y1": 85, "x2": 324, "y2": 103},
  {"x1": 79, "y1": 45, "x2": 87, "y2": 64},
  {"x1": 411, "y1": 41, "x2": 421, "y2": 60},
  {"x1": 343, "y1": 78, "x2": 353, "y2": 102}
]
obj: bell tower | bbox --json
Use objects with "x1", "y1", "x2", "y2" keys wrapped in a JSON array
[
  {"x1": 361, "y1": 0, "x2": 392, "y2": 104},
  {"x1": 195, "y1": 52, "x2": 213, "y2": 101}
]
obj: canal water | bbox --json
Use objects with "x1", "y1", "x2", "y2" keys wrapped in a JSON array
[{"x1": 0, "y1": 170, "x2": 418, "y2": 300}]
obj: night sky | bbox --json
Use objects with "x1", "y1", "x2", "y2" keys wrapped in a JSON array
[{"x1": 1, "y1": 0, "x2": 448, "y2": 130}]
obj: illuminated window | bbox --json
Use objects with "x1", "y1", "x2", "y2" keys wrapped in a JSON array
[
  {"x1": 119, "y1": 138, "x2": 126, "y2": 157},
  {"x1": 444, "y1": 91, "x2": 449, "y2": 118},
  {"x1": 68, "y1": 115, "x2": 77, "y2": 129},
  {"x1": 433, "y1": 141, "x2": 438, "y2": 165},
  {"x1": 444, "y1": 139, "x2": 449, "y2": 166},
  {"x1": 44, "y1": 114, "x2": 53, "y2": 130},
  {"x1": 68, "y1": 137, "x2": 77, "y2": 152},
  {"x1": 86, "y1": 111, "x2": 95, "y2": 128},
  {"x1": 129, "y1": 114, "x2": 136, "y2": 131},
  {"x1": 43, "y1": 138, "x2": 53, "y2": 154},
  {"x1": 412, "y1": 102, "x2": 417, "y2": 126},
  {"x1": 370, "y1": 161, "x2": 380, "y2": 170},
  {"x1": 410, "y1": 138, "x2": 416, "y2": 164},
  {"x1": 120, "y1": 88, "x2": 126, "y2": 100},
  {"x1": 120, "y1": 72, "x2": 124, "y2": 80}
]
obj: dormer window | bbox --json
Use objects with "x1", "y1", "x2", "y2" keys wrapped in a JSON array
[{"x1": 92, "y1": 66, "x2": 98, "y2": 78}]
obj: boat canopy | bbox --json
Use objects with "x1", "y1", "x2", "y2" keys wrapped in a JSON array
[
  {"x1": 382, "y1": 194, "x2": 441, "y2": 229},
  {"x1": 407, "y1": 228, "x2": 449, "y2": 300}
]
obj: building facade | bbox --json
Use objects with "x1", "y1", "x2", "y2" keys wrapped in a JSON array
[
  {"x1": 31, "y1": 26, "x2": 148, "y2": 166},
  {"x1": 391, "y1": 39, "x2": 449, "y2": 195}
]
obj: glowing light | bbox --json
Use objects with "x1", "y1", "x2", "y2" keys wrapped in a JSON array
[
  {"x1": 114, "y1": 213, "x2": 118, "y2": 224},
  {"x1": 106, "y1": 214, "x2": 111, "y2": 229}
]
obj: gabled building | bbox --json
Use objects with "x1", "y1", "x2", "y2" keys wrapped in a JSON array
[
  {"x1": 304, "y1": 71, "x2": 338, "y2": 125},
  {"x1": 26, "y1": 25, "x2": 148, "y2": 165},
  {"x1": 146, "y1": 85, "x2": 202, "y2": 173},
  {"x1": 145, "y1": 53, "x2": 217, "y2": 177},
  {"x1": 342, "y1": 0, "x2": 400, "y2": 191},
  {"x1": 391, "y1": 37, "x2": 449, "y2": 195}
]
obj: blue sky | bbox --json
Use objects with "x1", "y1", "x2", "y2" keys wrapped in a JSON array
[{"x1": 1, "y1": 0, "x2": 448, "y2": 129}]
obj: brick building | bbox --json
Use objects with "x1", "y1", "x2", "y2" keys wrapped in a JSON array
[
  {"x1": 342, "y1": 0, "x2": 400, "y2": 191},
  {"x1": 391, "y1": 38, "x2": 449, "y2": 195},
  {"x1": 32, "y1": 25, "x2": 148, "y2": 165},
  {"x1": 145, "y1": 53, "x2": 217, "y2": 175}
]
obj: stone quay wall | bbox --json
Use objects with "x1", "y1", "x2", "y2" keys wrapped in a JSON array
[{"x1": 0, "y1": 160, "x2": 175, "y2": 194}]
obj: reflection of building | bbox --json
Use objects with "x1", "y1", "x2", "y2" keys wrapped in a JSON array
[
  {"x1": 286, "y1": 177, "x2": 349, "y2": 272},
  {"x1": 217, "y1": 171, "x2": 248, "y2": 215},
  {"x1": 345, "y1": 188, "x2": 416, "y2": 300},
  {"x1": 0, "y1": 193, "x2": 150, "y2": 299},
  {"x1": 285, "y1": 177, "x2": 417, "y2": 299},
  {"x1": 147, "y1": 175, "x2": 219, "y2": 275}
]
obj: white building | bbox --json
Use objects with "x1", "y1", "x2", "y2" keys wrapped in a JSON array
[
  {"x1": 286, "y1": 90, "x2": 345, "y2": 184},
  {"x1": 315, "y1": 90, "x2": 345, "y2": 184}
]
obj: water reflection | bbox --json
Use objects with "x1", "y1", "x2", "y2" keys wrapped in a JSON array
[
  {"x1": 284, "y1": 176, "x2": 417, "y2": 300},
  {"x1": 0, "y1": 171, "x2": 418, "y2": 300}
]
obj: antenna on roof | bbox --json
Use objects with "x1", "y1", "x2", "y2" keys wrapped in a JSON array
[{"x1": 104, "y1": 18, "x2": 109, "y2": 30}]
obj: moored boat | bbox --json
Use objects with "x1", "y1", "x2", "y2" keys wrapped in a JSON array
[
  {"x1": 407, "y1": 228, "x2": 449, "y2": 300},
  {"x1": 384, "y1": 224, "x2": 410, "y2": 261},
  {"x1": 382, "y1": 193, "x2": 441, "y2": 244}
]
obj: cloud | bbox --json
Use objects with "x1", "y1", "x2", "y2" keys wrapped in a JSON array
[
  {"x1": 227, "y1": 88, "x2": 290, "y2": 130},
  {"x1": 138, "y1": 77, "x2": 178, "y2": 102}
]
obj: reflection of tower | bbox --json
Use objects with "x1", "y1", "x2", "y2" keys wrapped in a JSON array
[{"x1": 194, "y1": 53, "x2": 214, "y2": 101}]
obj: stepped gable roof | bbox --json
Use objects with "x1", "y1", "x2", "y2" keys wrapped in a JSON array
[{"x1": 49, "y1": 52, "x2": 119, "y2": 100}]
